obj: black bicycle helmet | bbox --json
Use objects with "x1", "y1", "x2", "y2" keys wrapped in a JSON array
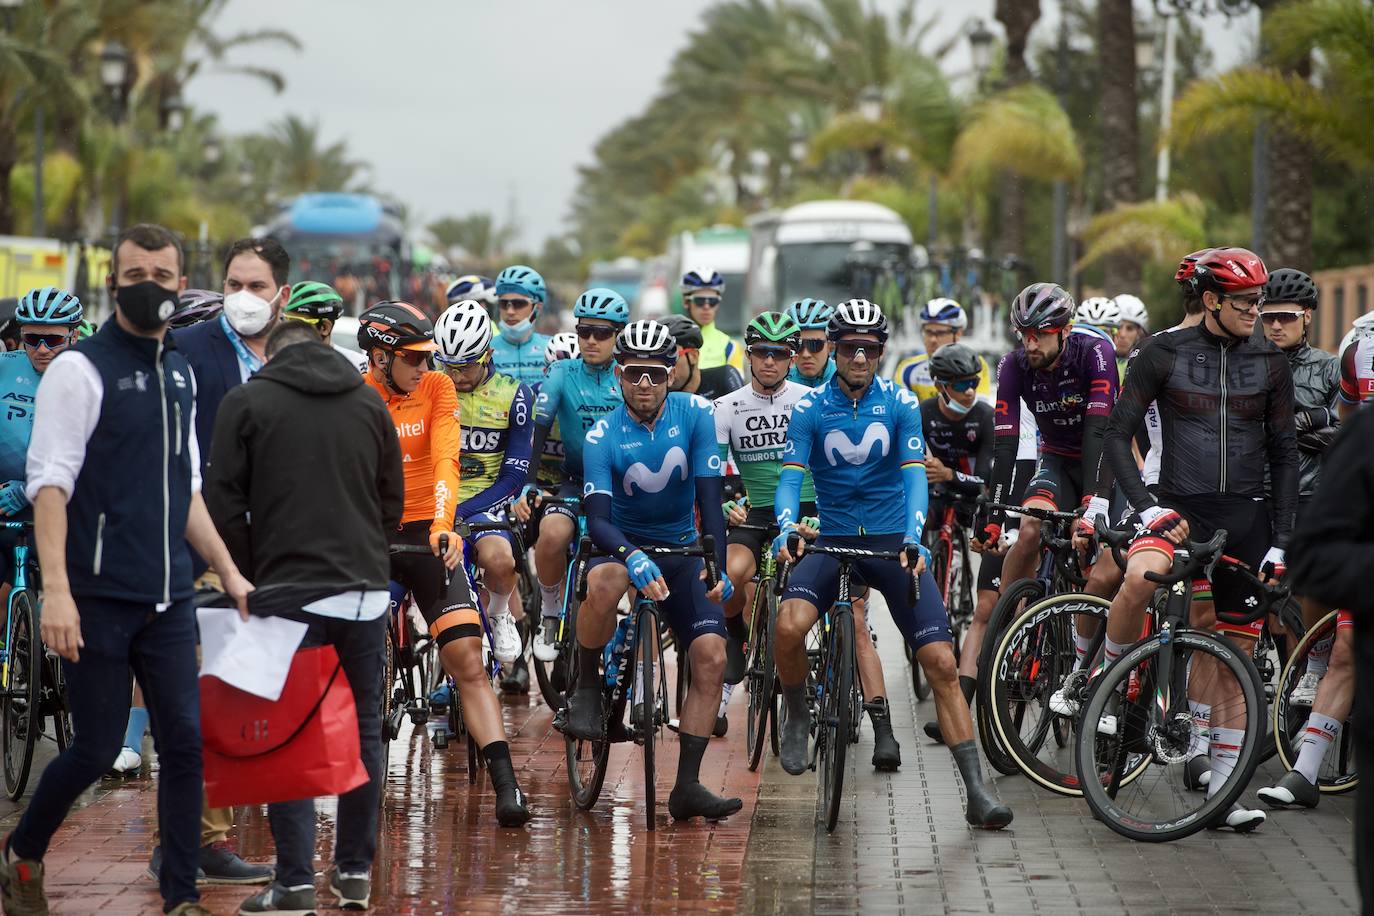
[
  {"x1": 1262, "y1": 268, "x2": 1318, "y2": 310},
  {"x1": 827, "y1": 299, "x2": 889, "y2": 342},
  {"x1": 1010, "y1": 283, "x2": 1075, "y2": 333},
  {"x1": 659, "y1": 314, "x2": 704, "y2": 350},
  {"x1": 928, "y1": 343, "x2": 982, "y2": 381},
  {"x1": 356, "y1": 300, "x2": 436, "y2": 352}
]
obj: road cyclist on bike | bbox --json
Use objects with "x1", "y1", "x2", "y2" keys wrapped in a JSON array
[
  {"x1": 514, "y1": 289, "x2": 626, "y2": 662},
  {"x1": 772, "y1": 299, "x2": 1012, "y2": 829},
  {"x1": 785, "y1": 299, "x2": 836, "y2": 388},
  {"x1": 281, "y1": 280, "x2": 368, "y2": 373},
  {"x1": 358, "y1": 300, "x2": 530, "y2": 828},
  {"x1": 892, "y1": 298, "x2": 995, "y2": 403},
  {"x1": 490, "y1": 265, "x2": 551, "y2": 388},
  {"x1": 526, "y1": 333, "x2": 580, "y2": 549},
  {"x1": 569, "y1": 318, "x2": 743, "y2": 822}
]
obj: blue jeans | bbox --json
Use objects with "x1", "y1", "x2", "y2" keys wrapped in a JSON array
[
  {"x1": 267, "y1": 612, "x2": 385, "y2": 886},
  {"x1": 11, "y1": 596, "x2": 201, "y2": 910}
]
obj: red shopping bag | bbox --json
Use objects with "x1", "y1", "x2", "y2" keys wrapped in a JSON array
[{"x1": 200, "y1": 645, "x2": 369, "y2": 808}]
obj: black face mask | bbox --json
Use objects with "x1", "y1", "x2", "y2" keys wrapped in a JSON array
[{"x1": 115, "y1": 281, "x2": 179, "y2": 331}]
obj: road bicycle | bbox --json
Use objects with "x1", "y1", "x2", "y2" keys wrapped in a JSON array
[
  {"x1": 523, "y1": 493, "x2": 586, "y2": 712},
  {"x1": 911, "y1": 493, "x2": 977, "y2": 702},
  {"x1": 733, "y1": 521, "x2": 783, "y2": 772},
  {"x1": 1273, "y1": 609, "x2": 1357, "y2": 794}
]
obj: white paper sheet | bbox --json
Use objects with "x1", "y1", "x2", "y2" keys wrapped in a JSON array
[{"x1": 197, "y1": 606, "x2": 309, "y2": 701}]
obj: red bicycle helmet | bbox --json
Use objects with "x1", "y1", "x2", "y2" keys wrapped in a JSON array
[{"x1": 1177, "y1": 247, "x2": 1268, "y2": 298}]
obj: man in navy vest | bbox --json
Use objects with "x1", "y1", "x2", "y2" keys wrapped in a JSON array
[{"x1": 0, "y1": 224, "x2": 253, "y2": 916}]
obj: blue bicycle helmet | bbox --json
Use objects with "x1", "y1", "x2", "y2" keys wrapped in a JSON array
[
  {"x1": 787, "y1": 298, "x2": 832, "y2": 329},
  {"x1": 681, "y1": 266, "x2": 724, "y2": 291},
  {"x1": 16, "y1": 286, "x2": 83, "y2": 326},
  {"x1": 918, "y1": 297, "x2": 967, "y2": 330},
  {"x1": 495, "y1": 265, "x2": 547, "y2": 304},
  {"x1": 573, "y1": 287, "x2": 630, "y2": 324}
]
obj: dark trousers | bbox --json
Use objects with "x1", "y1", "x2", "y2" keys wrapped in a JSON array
[
  {"x1": 12, "y1": 596, "x2": 201, "y2": 909},
  {"x1": 267, "y1": 612, "x2": 385, "y2": 887},
  {"x1": 1359, "y1": 737, "x2": 1374, "y2": 915}
]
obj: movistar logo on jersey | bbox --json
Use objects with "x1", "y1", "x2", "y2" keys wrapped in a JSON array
[
  {"x1": 823, "y1": 423, "x2": 890, "y2": 466},
  {"x1": 623, "y1": 446, "x2": 689, "y2": 495}
]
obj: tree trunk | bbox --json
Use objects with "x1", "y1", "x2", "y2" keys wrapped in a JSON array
[
  {"x1": 0, "y1": 126, "x2": 15, "y2": 236},
  {"x1": 1097, "y1": 0, "x2": 1141, "y2": 292},
  {"x1": 994, "y1": 0, "x2": 1042, "y2": 265},
  {"x1": 1262, "y1": 54, "x2": 1313, "y2": 271}
]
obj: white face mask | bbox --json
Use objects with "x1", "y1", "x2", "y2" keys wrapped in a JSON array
[{"x1": 223, "y1": 289, "x2": 278, "y2": 337}]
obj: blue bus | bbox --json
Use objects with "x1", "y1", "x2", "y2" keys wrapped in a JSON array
[{"x1": 262, "y1": 193, "x2": 408, "y2": 311}]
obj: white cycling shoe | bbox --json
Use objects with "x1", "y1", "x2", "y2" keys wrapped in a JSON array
[
  {"x1": 532, "y1": 617, "x2": 561, "y2": 663},
  {"x1": 489, "y1": 612, "x2": 523, "y2": 665},
  {"x1": 111, "y1": 747, "x2": 142, "y2": 775},
  {"x1": 1289, "y1": 671, "x2": 1321, "y2": 707},
  {"x1": 1049, "y1": 687, "x2": 1079, "y2": 717}
]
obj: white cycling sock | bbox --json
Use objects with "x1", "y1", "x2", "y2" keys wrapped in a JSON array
[
  {"x1": 718, "y1": 682, "x2": 735, "y2": 718},
  {"x1": 540, "y1": 580, "x2": 563, "y2": 616},
  {"x1": 1294, "y1": 712, "x2": 1341, "y2": 784},
  {"x1": 1187, "y1": 701, "x2": 1212, "y2": 759},
  {"x1": 1103, "y1": 636, "x2": 1131, "y2": 668},
  {"x1": 1073, "y1": 631, "x2": 1094, "y2": 671},
  {"x1": 1206, "y1": 727, "x2": 1245, "y2": 799},
  {"x1": 488, "y1": 588, "x2": 512, "y2": 620},
  {"x1": 1305, "y1": 634, "x2": 1334, "y2": 678}
]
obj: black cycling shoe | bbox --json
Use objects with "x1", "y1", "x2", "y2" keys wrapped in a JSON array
[
  {"x1": 723, "y1": 634, "x2": 746, "y2": 685},
  {"x1": 668, "y1": 782, "x2": 743, "y2": 821},
  {"x1": 501, "y1": 657, "x2": 531, "y2": 695},
  {"x1": 965, "y1": 786, "x2": 1014, "y2": 830},
  {"x1": 495, "y1": 783, "x2": 532, "y2": 828},
  {"x1": 923, "y1": 720, "x2": 945, "y2": 745},
  {"x1": 1183, "y1": 754, "x2": 1211, "y2": 792},
  {"x1": 872, "y1": 728, "x2": 901, "y2": 771},
  {"x1": 779, "y1": 709, "x2": 810, "y2": 776},
  {"x1": 713, "y1": 714, "x2": 729, "y2": 738},
  {"x1": 565, "y1": 686, "x2": 606, "y2": 741}
]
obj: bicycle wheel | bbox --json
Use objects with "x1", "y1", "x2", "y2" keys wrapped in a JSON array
[
  {"x1": 976, "y1": 577, "x2": 1045, "y2": 775},
  {"x1": 530, "y1": 580, "x2": 566, "y2": 710},
  {"x1": 380, "y1": 624, "x2": 398, "y2": 743},
  {"x1": 819, "y1": 608, "x2": 855, "y2": 832},
  {"x1": 46, "y1": 650, "x2": 73, "y2": 752},
  {"x1": 1076, "y1": 629, "x2": 1265, "y2": 842},
  {"x1": 2, "y1": 591, "x2": 39, "y2": 801},
  {"x1": 563, "y1": 647, "x2": 610, "y2": 810},
  {"x1": 1274, "y1": 611, "x2": 1357, "y2": 794},
  {"x1": 746, "y1": 580, "x2": 777, "y2": 772},
  {"x1": 635, "y1": 606, "x2": 660, "y2": 832}
]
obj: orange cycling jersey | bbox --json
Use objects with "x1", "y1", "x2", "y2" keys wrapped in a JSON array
[{"x1": 365, "y1": 370, "x2": 462, "y2": 536}]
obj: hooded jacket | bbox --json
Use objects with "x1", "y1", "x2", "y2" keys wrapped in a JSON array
[
  {"x1": 1285, "y1": 341, "x2": 1340, "y2": 498},
  {"x1": 205, "y1": 340, "x2": 404, "y2": 589}
]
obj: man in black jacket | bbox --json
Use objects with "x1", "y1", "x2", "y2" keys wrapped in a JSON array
[
  {"x1": 205, "y1": 320, "x2": 403, "y2": 914},
  {"x1": 1290, "y1": 406, "x2": 1374, "y2": 910}
]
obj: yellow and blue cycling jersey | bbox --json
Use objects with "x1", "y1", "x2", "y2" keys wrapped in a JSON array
[
  {"x1": 892, "y1": 351, "x2": 994, "y2": 404},
  {"x1": 452, "y1": 369, "x2": 535, "y2": 520},
  {"x1": 698, "y1": 323, "x2": 744, "y2": 374}
]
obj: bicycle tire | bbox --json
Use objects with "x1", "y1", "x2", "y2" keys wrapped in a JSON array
[
  {"x1": 2, "y1": 591, "x2": 39, "y2": 801},
  {"x1": 564, "y1": 644, "x2": 610, "y2": 810},
  {"x1": 976, "y1": 578, "x2": 1045, "y2": 775},
  {"x1": 47, "y1": 651, "x2": 72, "y2": 752},
  {"x1": 1274, "y1": 611, "x2": 1357, "y2": 794},
  {"x1": 637, "y1": 605, "x2": 658, "y2": 832},
  {"x1": 380, "y1": 624, "x2": 398, "y2": 743},
  {"x1": 746, "y1": 581, "x2": 777, "y2": 772},
  {"x1": 820, "y1": 608, "x2": 855, "y2": 832},
  {"x1": 529, "y1": 581, "x2": 565, "y2": 710},
  {"x1": 1076, "y1": 629, "x2": 1265, "y2": 842}
]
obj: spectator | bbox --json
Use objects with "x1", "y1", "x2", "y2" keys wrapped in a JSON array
[
  {"x1": 0, "y1": 223, "x2": 252, "y2": 916},
  {"x1": 205, "y1": 320, "x2": 403, "y2": 914}
]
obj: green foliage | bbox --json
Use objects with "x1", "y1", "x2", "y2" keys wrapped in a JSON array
[
  {"x1": 951, "y1": 84, "x2": 1084, "y2": 188},
  {"x1": 1077, "y1": 194, "x2": 1207, "y2": 271}
]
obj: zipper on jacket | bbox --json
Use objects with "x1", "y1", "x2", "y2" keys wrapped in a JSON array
[
  {"x1": 173, "y1": 401, "x2": 182, "y2": 456},
  {"x1": 93, "y1": 512, "x2": 105, "y2": 575},
  {"x1": 1218, "y1": 344, "x2": 1228, "y2": 492},
  {"x1": 157, "y1": 343, "x2": 171, "y2": 605}
]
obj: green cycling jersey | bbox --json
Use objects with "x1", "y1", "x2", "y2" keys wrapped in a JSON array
[{"x1": 713, "y1": 380, "x2": 816, "y2": 508}]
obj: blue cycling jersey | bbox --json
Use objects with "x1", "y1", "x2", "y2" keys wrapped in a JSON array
[
  {"x1": 776, "y1": 376, "x2": 928, "y2": 544},
  {"x1": 583, "y1": 392, "x2": 721, "y2": 544},
  {"x1": 789, "y1": 358, "x2": 836, "y2": 388},
  {"x1": 534, "y1": 357, "x2": 622, "y2": 479},
  {"x1": 0, "y1": 351, "x2": 38, "y2": 483},
  {"x1": 491, "y1": 331, "x2": 551, "y2": 388}
]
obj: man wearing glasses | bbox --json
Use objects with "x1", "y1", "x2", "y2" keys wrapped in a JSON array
[
  {"x1": 893, "y1": 299, "x2": 994, "y2": 404},
  {"x1": 280, "y1": 281, "x2": 367, "y2": 373},
  {"x1": 514, "y1": 289, "x2": 627, "y2": 658},
  {"x1": 680, "y1": 267, "x2": 743, "y2": 373},
  {"x1": 490, "y1": 265, "x2": 551, "y2": 388}
]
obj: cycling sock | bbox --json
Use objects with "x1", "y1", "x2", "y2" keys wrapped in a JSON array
[
  {"x1": 1103, "y1": 636, "x2": 1130, "y2": 667},
  {"x1": 725, "y1": 611, "x2": 746, "y2": 640},
  {"x1": 577, "y1": 646, "x2": 602, "y2": 689},
  {"x1": 540, "y1": 581, "x2": 563, "y2": 616},
  {"x1": 1206, "y1": 727, "x2": 1245, "y2": 799},
  {"x1": 482, "y1": 741, "x2": 515, "y2": 788},
  {"x1": 1294, "y1": 713, "x2": 1341, "y2": 784},
  {"x1": 488, "y1": 588, "x2": 513, "y2": 621},
  {"x1": 1187, "y1": 701, "x2": 1212, "y2": 759},
  {"x1": 782, "y1": 682, "x2": 808, "y2": 723},
  {"x1": 123, "y1": 706, "x2": 149, "y2": 750},
  {"x1": 1073, "y1": 632, "x2": 1094, "y2": 671},
  {"x1": 1305, "y1": 634, "x2": 1333, "y2": 678},
  {"x1": 958, "y1": 675, "x2": 977, "y2": 705},
  {"x1": 677, "y1": 733, "x2": 709, "y2": 785},
  {"x1": 717, "y1": 682, "x2": 734, "y2": 719}
]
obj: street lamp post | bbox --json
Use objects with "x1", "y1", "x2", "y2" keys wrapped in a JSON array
[
  {"x1": 160, "y1": 91, "x2": 186, "y2": 133},
  {"x1": 857, "y1": 86, "x2": 884, "y2": 176},
  {"x1": 1153, "y1": 11, "x2": 1179, "y2": 201},
  {"x1": 100, "y1": 41, "x2": 131, "y2": 122},
  {"x1": 967, "y1": 19, "x2": 995, "y2": 90}
]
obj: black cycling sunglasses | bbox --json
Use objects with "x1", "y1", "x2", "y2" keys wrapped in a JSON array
[
  {"x1": 621, "y1": 364, "x2": 671, "y2": 386},
  {"x1": 687, "y1": 295, "x2": 721, "y2": 308},
  {"x1": 748, "y1": 345, "x2": 793, "y2": 362},
  {"x1": 834, "y1": 340, "x2": 882, "y2": 360},
  {"x1": 797, "y1": 339, "x2": 828, "y2": 354},
  {"x1": 940, "y1": 377, "x2": 980, "y2": 392},
  {"x1": 498, "y1": 298, "x2": 533, "y2": 311},
  {"x1": 576, "y1": 324, "x2": 617, "y2": 341}
]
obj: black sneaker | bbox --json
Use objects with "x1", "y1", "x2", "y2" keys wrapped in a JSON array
[
  {"x1": 328, "y1": 866, "x2": 370, "y2": 911},
  {"x1": 1257, "y1": 769, "x2": 1320, "y2": 809},
  {"x1": 201, "y1": 842, "x2": 274, "y2": 885},
  {"x1": 146, "y1": 845, "x2": 207, "y2": 885},
  {"x1": 238, "y1": 882, "x2": 317, "y2": 915}
]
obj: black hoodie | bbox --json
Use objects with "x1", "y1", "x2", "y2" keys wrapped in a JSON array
[{"x1": 205, "y1": 340, "x2": 404, "y2": 591}]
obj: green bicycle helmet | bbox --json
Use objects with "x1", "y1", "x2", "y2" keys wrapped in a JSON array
[
  {"x1": 745, "y1": 311, "x2": 801, "y2": 350},
  {"x1": 286, "y1": 281, "x2": 345, "y2": 320},
  {"x1": 77, "y1": 319, "x2": 96, "y2": 339}
]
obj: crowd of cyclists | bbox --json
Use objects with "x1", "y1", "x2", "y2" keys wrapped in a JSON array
[{"x1": 0, "y1": 233, "x2": 1366, "y2": 912}]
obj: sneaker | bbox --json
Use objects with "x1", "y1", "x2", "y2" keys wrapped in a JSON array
[
  {"x1": 328, "y1": 866, "x2": 370, "y2": 911},
  {"x1": 1289, "y1": 671, "x2": 1321, "y2": 707},
  {"x1": 146, "y1": 845, "x2": 207, "y2": 885},
  {"x1": 533, "y1": 616, "x2": 561, "y2": 662},
  {"x1": 238, "y1": 883, "x2": 317, "y2": 915},
  {"x1": 111, "y1": 746, "x2": 142, "y2": 775},
  {"x1": 1208, "y1": 801, "x2": 1266, "y2": 833},
  {"x1": 1258, "y1": 769, "x2": 1321, "y2": 809},
  {"x1": 428, "y1": 682, "x2": 452, "y2": 711},
  {"x1": 1048, "y1": 686, "x2": 1080, "y2": 717},
  {"x1": 200, "y1": 842, "x2": 274, "y2": 885},
  {"x1": 0, "y1": 836, "x2": 48, "y2": 916},
  {"x1": 1183, "y1": 755, "x2": 1211, "y2": 791},
  {"x1": 489, "y1": 612, "x2": 522, "y2": 665},
  {"x1": 167, "y1": 904, "x2": 213, "y2": 916}
]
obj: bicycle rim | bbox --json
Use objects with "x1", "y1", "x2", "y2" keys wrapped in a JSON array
[
  {"x1": 563, "y1": 648, "x2": 610, "y2": 809},
  {"x1": 1076, "y1": 630, "x2": 1264, "y2": 842},
  {"x1": 745, "y1": 584, "x2": 774, "y2": 771},
  {"x1": 821, "y1": 612, "x2": 854, "y2": 832},
  {"x1": 636, "y1": 608, "x2": 658, "y2": 832},
  {"x1": 976, "y1": 578, "x2": 1046, "y2": 775},
  {"x1": 47, "y1": 651, "x2": 72, "y2": 752},
  {"x1": 2, "y1": 592, "x2": 38, "y2": 801},
  {"x1": 1274, "y1": 612, "x2": 1357, "y2": 794}
]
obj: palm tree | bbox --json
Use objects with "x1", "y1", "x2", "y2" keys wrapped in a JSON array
[
  {"x1": 261, "y1": 115, "x2": 369, "y2": 194},
  {"x1": 427, "y1": 214, "x2": 515, "y2": 271},
  {"x1": 1096, "y1": 0, "x2": 1141, "y2": 291},
  {"x1": 992, "y1": 0, "x2": 1043, "y2": 263}
]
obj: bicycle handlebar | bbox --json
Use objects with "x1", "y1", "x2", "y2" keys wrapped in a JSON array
[
  {"x1": 785, "y1": 534, "x2": 921, "y2": 606},
  {"x1": 573, "y1": 535, "x2": 721, "y2": 602},
  {"x1": 984, "y1": 502, "x2": 1080, "y2": 524},
  {"x1": 1141, "y1": 530, "x2": 1228, "y2": 586}
]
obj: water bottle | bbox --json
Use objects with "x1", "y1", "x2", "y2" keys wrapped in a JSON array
[{"x1": 603, "y1": 615, "x2": 633, "y2": 687}]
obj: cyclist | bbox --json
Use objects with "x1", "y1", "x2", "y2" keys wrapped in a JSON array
[
  {"x1": 892, "y1": 299, "x2": 994, "y2": 402},
  {"x1": 1102, "y1": 246, "x2": 1295, "y2": 832},
  {"x1": 570, "y1": 319, "x2": 743, "y2": 822},
  {"x1": 358, "y1": 300, "x2": 530, "y2": 828},
  {"x1": 167, "y1": 288, "x2": 223, "y2": 330},
  {"x1": 1113, "y1": 293, "x2": 1150, "y2": 376},
  {"x1": 432, "y1": 301, "x2": 532, "y2": 685},
  {"x1": 490, "y1": 265, "x2": 551, "y2": 387},
  {"x1": 530, "y1": 332, "x2": 579, "y2": 518},
  {"x1": 773, "y1": 299, "x2": 1012, "y2": 829},
  {"x1": 282, "y1": 280, "x2": 368, "y2": 373},
  {"x1": 680, "y1": 267, "x2": 743, "y2": 373},
  {"x1": 661, "y1": 314, "x2": 744, "y2": 401},
  {"x1": 446, "y1": 274, "x2": 497, "y2": 307},
  {"x1": 515, "y1": 289, "x2": 626, "y2": 662},
  {"x1": 786, "y1": 298, "x2": 837, "y2": 388}
]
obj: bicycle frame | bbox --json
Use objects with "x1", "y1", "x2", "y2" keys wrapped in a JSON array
[{"x1": 2, "y1": 522, "x2": 34, "y2": 688}]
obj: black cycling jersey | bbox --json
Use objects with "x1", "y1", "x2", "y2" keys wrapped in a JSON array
[
  {"x1": 693, "y1": 365, "x2": 745, "y2": 402},
  {"x1": 920, "y1": 396, "x2": 993, "y2": 497},
  {"x1": 1105, "y1": 321, "x2": 1299, "y2": 547}
]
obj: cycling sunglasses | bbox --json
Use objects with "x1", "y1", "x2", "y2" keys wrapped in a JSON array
[
  {"x1": 620, "y1": 364, "x2": 671, "y2": 387},
  {"x1": 940, "y1": 377, "x2": 980, "y2": 393},
  {"x1": 747, "y1": 345, "x2": 793, "y2": 362},
  {"x1": 834, "y1": 340, "x2": 882, "y2": 360},
  {"x1": 1260, "y1": 309, "x2": 1304, "y2": 325},
  {"x1": 1013, "y1": 326, "x2": 1065, "y2": 343},
  {"x1": 21, "y1": 332, "x2": 71, "y2": 351},
  {"x1": 392, "y1": 349, "x2": 432, "y2": 368},
  {"x1": 576, "y1": 324, "x2": 617, "y2": 341},
  {"x1": 687, "y1": 295, "x2": 721, "y2": 308},
  {"x1": 797, "y1": 338, "x2": 828, "y2": 354},
  {"x1": 1223, "y1": 293, "x2": 1262, "y2": 313},
  {"x1": 435, "y1": 350, "x2": 490, "y2": 370},
  {"x1": 498, "y1": 298, "x2": 533, "y2": 311}
]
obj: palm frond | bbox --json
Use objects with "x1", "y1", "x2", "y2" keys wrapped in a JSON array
[
  {"x1": 1076, "y1": 194, "x2": 1207, "y2": 271},
  {"x1": 950, "y1": 83, "x2": 1083, "y2": 187}
]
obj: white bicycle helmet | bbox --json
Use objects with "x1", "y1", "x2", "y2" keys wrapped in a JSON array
[
  {"x1": 828, "y1": 298, "x2": 889, "y2": 342},
  {"x1": 1113, "y1": 294, "x2": 1149, "y2": 331},
  {"x1": 918, "y1": 297, "x2": 967, "y2": 330},
  {"x1": 1076, "y1": 296, "x2": 1121, "y2": 329},
  {"x1": 544, "y1": 331, "x2": 580, "y2": 367},
  {"x1": 614, "y1": 319, "x2": 678, "y2": 365},
  {"x1": 434, "y1": 300, "x2": 493, "y2": 363}
]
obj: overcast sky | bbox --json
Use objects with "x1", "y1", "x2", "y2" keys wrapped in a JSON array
[{"x1": 188, "y1": 1, "x2": 1257, "y2": 252}]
